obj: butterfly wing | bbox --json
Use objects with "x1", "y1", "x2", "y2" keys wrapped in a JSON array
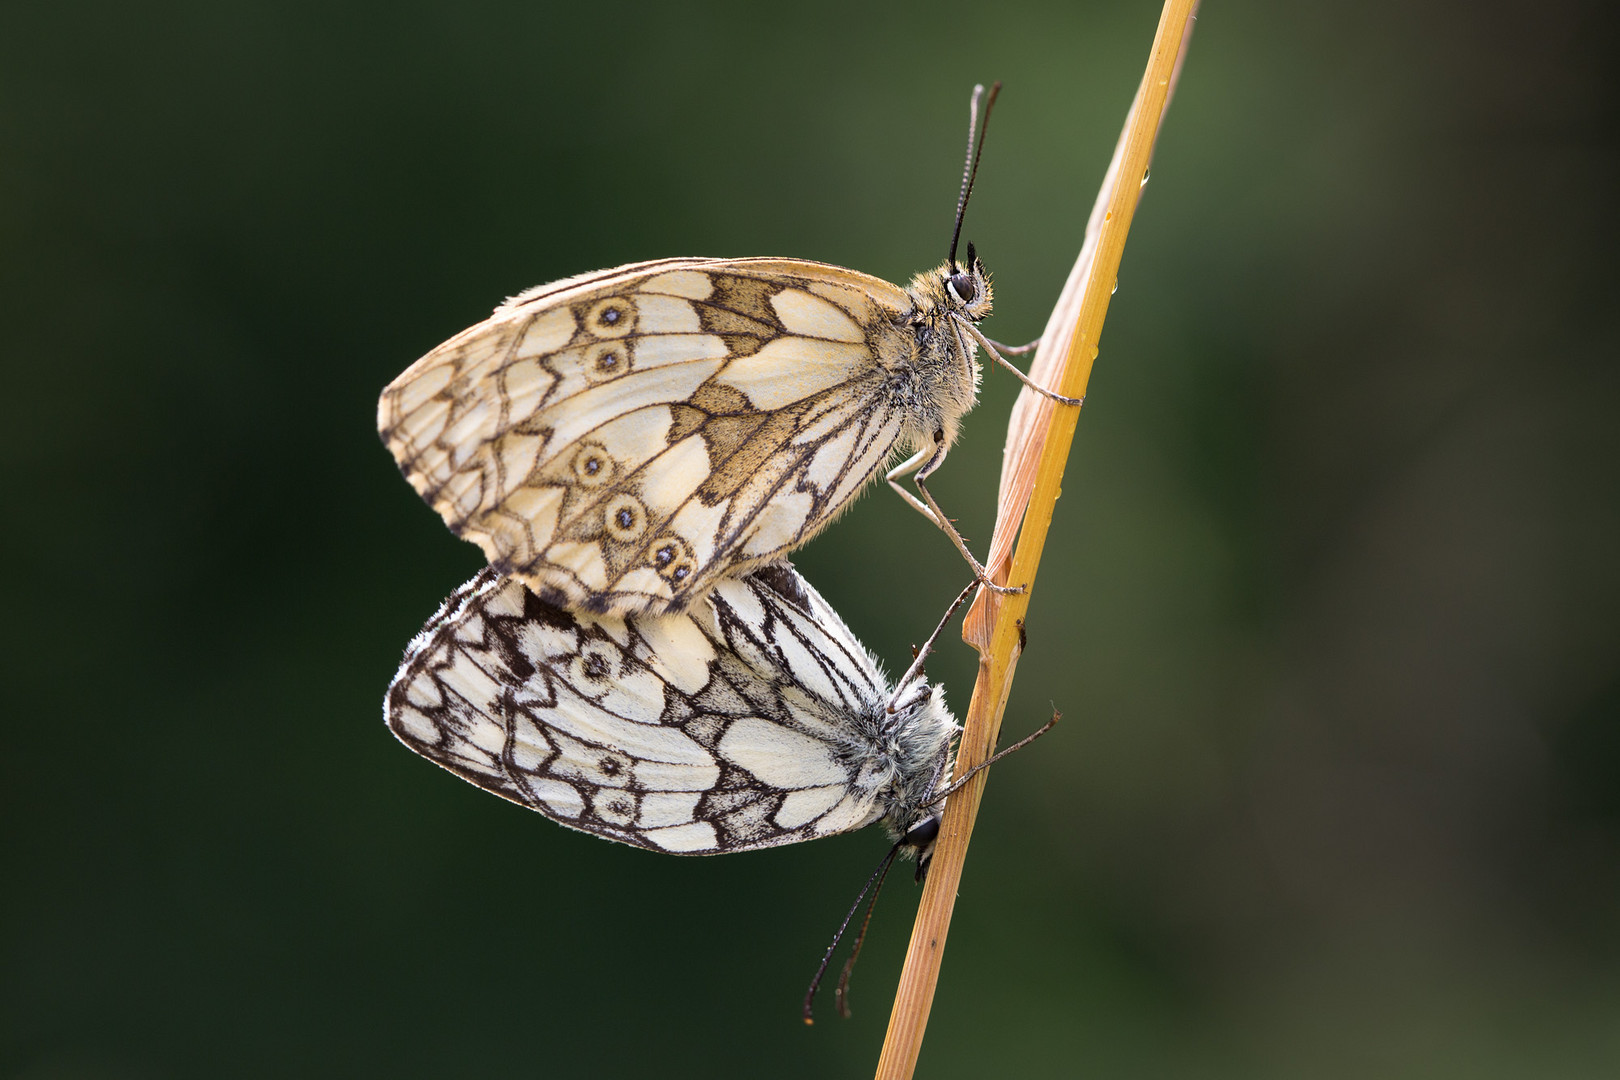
[
  {"x1": 385, "y1": 565, "x2": 905, "y2": 854},
  {"x1": 379, "y1": 259, "x2": 917, "y2": 615}
]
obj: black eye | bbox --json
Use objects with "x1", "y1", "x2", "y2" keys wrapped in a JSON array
[{"x1": 948, "y1": 271, "x2": 976, "y2": 303}]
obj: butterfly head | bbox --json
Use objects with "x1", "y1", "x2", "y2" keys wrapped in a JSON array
[
  {"x1": 908, "y1": 247, "x2": 993, "y2": 329},
  {"x1": 899, "y1": 813, "x2": 943, "y2": 882},
  {"x1": 943, "y1": 241, "x2": 993, "y2": 322},
  {"x1": 897, "y1": 249, "x2": 990, "y2": 450}
]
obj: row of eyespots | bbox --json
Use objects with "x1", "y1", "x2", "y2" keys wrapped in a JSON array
[
  {"x1": 568, "y1": 441, "x2": 699, "y2": 585},
  {"x1": 607, "y1": 496, "x2": 696, "y2": 584}
]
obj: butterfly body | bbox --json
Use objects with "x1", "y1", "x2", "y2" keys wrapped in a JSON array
[
  {"x1": 378, "y1": 254, "x2": 992, "y2": 616},
  {"x1": 386, "y1": 563, "x2": 958, "y2": 860}
]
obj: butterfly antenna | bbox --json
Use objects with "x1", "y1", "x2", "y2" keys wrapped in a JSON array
[
  {"x1": 803, "y1": 838, "x2": 905, "y2": 1024},
  {"x1": 925, "y1": 709, "x2": 1062, "y2": 807},
  {"x1": 833, "y1": 857, "x2": 894, "y2": 1020},
  {"x1": 948, "y1": 80, "x2": 1002, "y2": 271}
]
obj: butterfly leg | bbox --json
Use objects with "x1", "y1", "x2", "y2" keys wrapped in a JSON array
[
  {"x1": 885, "y1": 578, "x2": 979, "y2": 714},
  {"x1": 885, "y1": 442, "x2": 1011, "y2": 588},
  {"x1": 898, "y1": 432, "x2": 1026, "y2": 597},
  {"x1": 982, "y1": 335, "x2": 1041, "y2": 356},
  {"x1": 965, "y1": 323, "x2": 1085, "y2": 406},
  {"x1": 884, "y1": 447, "x2": 944, "y2": 529}
]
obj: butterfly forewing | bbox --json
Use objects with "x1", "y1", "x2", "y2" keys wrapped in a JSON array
[
  {"x1": 386, "y1": 565, "x2": 957, "y2": 855},
  {"x1": 379, "y1": 259, "x2": 935, "y2": 616}
]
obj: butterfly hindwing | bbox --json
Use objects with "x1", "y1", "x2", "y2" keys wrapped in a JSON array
[
  {"x1": 385, "y1": 565, "x2": 957, "y2": 855},
  {"x1": 379, "y1": 259, "x2": 926, "y2": 616}
]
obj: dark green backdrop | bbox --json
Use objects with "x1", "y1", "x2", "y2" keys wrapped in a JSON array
[{"x1": 5, "y1": 1, "x2": 1617, "y2": 1077}]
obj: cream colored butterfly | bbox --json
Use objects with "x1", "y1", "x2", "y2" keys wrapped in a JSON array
[{"x1": 377, "y1": 83, "x2": 1075, "y2": 616}]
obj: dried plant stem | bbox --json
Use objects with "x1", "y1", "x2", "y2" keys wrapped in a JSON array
[{"x1": 873, "y1": 4, "x2": 1199, "y2": 1077}]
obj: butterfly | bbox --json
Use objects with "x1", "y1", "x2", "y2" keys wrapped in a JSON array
[
  {"x1": 376, "y1": 83, "x2": 1077, "y2": 617},
  {"x1": 385, "y1": 562, "x2": 959, "y2": 864}
]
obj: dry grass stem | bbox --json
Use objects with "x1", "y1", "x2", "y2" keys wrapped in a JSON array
[{"x1": 873, "y1": 3, "x2": 1200, "y2": 1076}]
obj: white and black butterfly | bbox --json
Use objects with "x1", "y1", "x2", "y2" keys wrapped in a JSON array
[{"x1": 385, "y1": 563, "x2": 959, "y2": 865}]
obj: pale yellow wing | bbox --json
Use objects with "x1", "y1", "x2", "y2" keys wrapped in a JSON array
[{"x1": 379, "y1": 258, "x2": 917, "y2": 614}]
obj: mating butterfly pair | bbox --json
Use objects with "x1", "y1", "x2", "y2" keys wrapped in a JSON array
[{"x1": 379, "y1": 84, "x2": 1068, "y2": 906}]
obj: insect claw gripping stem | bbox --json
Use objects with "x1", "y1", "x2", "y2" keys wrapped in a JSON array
[
  {"x1": 884, "y1": 445, "x2": 1027, "y2": 600},
  {"x1": 912, "y1": 472, "x2": 1027, "y2": 598},
  {"x1": 982, "y1": 335, "x2": 1041, "y2": 356},
  {"x1": 966, "y1": 323, "x2": 1085, "y2": 407}
]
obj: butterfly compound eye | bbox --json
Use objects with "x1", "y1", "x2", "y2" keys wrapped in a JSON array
[
  {"x1": 947, "y1": 271, "x2": 977, "y2": 304},
  {"x1": 903, "y1": 815, "x2": 941, "y2": 850}
]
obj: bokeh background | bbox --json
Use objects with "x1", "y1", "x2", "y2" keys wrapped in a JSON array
[{"x1": 4, "y1": 1, "x2": 1617, "y2": 1076}]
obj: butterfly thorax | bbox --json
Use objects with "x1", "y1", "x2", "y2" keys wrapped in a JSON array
[
  {"x1": 840, "y1": 681, "x2": 957, "y2": 846},
  {"x1": 895, "y1": 258, "x2": 992, "y2": 452},
  {"x1": 871, "y1": 684, "x2": 957, "y2": 877}
]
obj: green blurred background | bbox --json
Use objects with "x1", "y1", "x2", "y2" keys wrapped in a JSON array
[{"x1": 5, "y1": 1, "x2": 1617, "y2": 1076}]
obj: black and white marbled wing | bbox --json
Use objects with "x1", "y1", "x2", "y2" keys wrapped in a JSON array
[{"x1": 385, "y1": 564, "x2": 949, "y2": 854}]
